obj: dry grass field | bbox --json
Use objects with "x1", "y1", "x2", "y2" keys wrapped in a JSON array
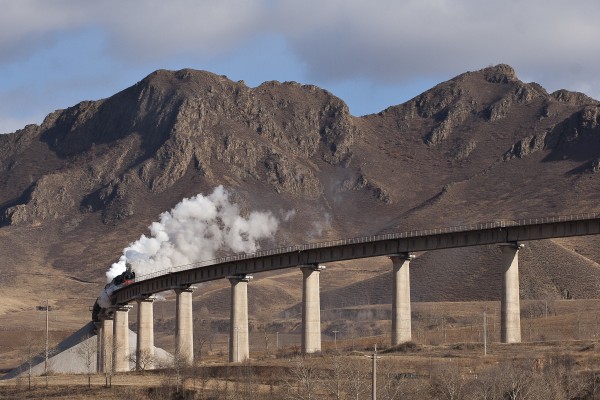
[{"x1": 3, "y1": 299, "x2": 600, "y2": 398}]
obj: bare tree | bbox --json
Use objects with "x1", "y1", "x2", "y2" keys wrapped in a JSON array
[
  {"x1": 321, "y1": 353, "x2": 344, "y2": 400},
  {"x1": 430, "y1": 363, "x2": 467, "y2": 400},
  {"x1": 377, "y1": 359, "x2": 407, "y2": 400},
  {"x1": 465, "y1": 368, "x2": 501, "y2": 400},
  {"x1": 545, "y1": 355, "x2": 587, "y2": 400},
  {"x1": 172, "y1": 349, "x2": 187, "y2": 394},
  {"x1": 75, "y1": 335, "x2": 97, "y2": 388},
  {"x1": 494, "y1": 361, "x2": 535, "y2": 400},
  {"x1": 212, "y1": 373, "x2": 230, "y2": 400},
  {"x1": 259, "y1": 322, "x2": 274, "y2": 357},
  {"x1": 284, "y1": 357, "x2": 321, "y2": 400},
  {"x1": 581, "y1": 371, "x2": 600, "y2": 400},
  {"x1": 151, "y1": 372, "x2": 178, "y2": 400},
  {"x1": 189, "y1": 364, "x2": 211, "y2": 400},
  {"x1": 194, "y1": 318, "x2": 215, "y2": 360},
  {"x1": 128, "y1": 348, "x2": 155, "y2": 372},
  {"x1": 254, "y1": 310, "x2": 277, "y2": 358},
  {"x1": 232, "y1": 362, "x2": 262, "y2": 400},
  {"x1": 345, "y1": 358, "x2": 369, "y2": 400},
  {"x1": 20, "y1": 332, "x2": 41, "y2": 390}
]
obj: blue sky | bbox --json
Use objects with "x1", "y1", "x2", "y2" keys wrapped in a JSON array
[{"x1": 2, "y1": 0, "x2": 600, "y2": 134}]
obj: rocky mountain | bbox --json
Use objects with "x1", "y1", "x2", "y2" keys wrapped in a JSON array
[{"x1": 1, "y1": 64, "x2": 599, "y2": 320}]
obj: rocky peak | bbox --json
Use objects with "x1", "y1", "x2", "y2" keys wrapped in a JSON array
[
  {"x1": 481, "y1": 64, "x2": 517, "y2": 84},
  {"x1": 2, "y1": 65, "x2": 600, "y2": 230},
  {"x1": 550, "y1": 89, "x2": 598, "y2": 106},
  {"x1": 0, "y1": 69, "x2": 361, "y2": 226}
]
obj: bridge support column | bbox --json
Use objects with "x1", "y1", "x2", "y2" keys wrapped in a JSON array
[
  {"x1": 136, "y1": 296, "x2": 155, "y2": 370},
  {"x1": 175, "y1": 286, "x2": 195, "y2": 366},
  {"x1": 112, "y1": 305, "x2": 132, "y2": 372},
  {"x1": 228, "y1": 274, "x2": 252, "y2": 362},
  {"x1": 301, "y1": 264, "x2": 325, "y2": 354},
  {"x1": 500, "y1": 243, "x2": 524, "y2": 343},
  {"x1": 390, "y1": 253, "x2": 415, "y2": 346},
  {"x1": 95, "y1": 322, "x2": 102, "y2": 373},
  {"x1": 100, "y1": 317, "x2": 113, "y2": 373}
]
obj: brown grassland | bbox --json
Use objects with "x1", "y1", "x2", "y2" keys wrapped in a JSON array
[{"x1": 3, "y1": 299, "x2": 600, "y2": 399}]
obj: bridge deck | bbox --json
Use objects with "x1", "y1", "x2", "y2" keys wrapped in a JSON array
[{"x1": 113, "y1": 214, "x2": 600, "y2": 305}]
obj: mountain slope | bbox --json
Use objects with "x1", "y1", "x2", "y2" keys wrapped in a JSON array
[{"x1": 0, "y1": 64, "x2": 599, "y2": 322}]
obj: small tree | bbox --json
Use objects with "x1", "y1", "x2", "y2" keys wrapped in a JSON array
[
  {"x1": 232, "y1": 362, "x2": 262, "y2": 400},
  {"x1": 378, "y1": 359, "x2": 407, "y2": 400},
  {"x1": 548, "y1": 354, "x2": 587, "y2": 399},
  {"x1": 194, "y1": 318, "x2": 215, "y2": 360},
  {"x1": 21, "y1": 332, "x2": 41, "y2": 391},
  {"x1": 345, "y1": 358, "x2": 369, "y2": 400},
  {"x1": 259, "y1": 322, "x2": 274, "y2": 357},
  {"x1": 495, "y1": 361, "x2": 535, "y2": 400},
  {"x1": 430, "y1": 363, "x2": 467, "y2": 400},
  {"x1": 321, "y1": 353, "x2": 344, "y2": 400},
  {"x1": 189, "y1": 364, "x2": 210, "y2": 400},
  {"x1": 171, "y1": 348, "x2": 189, "y2": 394},
  {"x1": 75, "y1": 335, "x2": 97, "y2": 388},
  {"x1": 128, "y1": 348, "x2": 155, "y2": 372},
  {"x1": 284, "y1": 357, "x2": 320, "y2": 400},
  {"x1": 320, "y1": 352, "x2": 372, "y2": 400}
]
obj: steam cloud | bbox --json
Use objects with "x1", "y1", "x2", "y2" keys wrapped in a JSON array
[{"x1": 106, "y1": 185, "x2": 280, "y2": 282}]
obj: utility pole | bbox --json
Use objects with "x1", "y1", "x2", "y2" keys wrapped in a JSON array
[
  {"x1": 332, "y1": 330, "x2": 339, "y2": 349},
  {"x1": 36, "y1": 300, "x2": 53, "y2": 388},
  {"x1": 45, "y1": 299, "x2": 49, "y2": 374},
  {"x1": 483, "y1": 311, "x2": 487, "y2": 356},
  {"x1": 366, "y1": 344, "x2": 380, "y2": 400}
]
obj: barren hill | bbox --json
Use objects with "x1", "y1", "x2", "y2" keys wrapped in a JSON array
[{"x1": 0, "y1": 64, "x2": 599, "y2": 333}]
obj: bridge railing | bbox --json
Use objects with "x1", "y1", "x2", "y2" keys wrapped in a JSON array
[{"x1": 134, "y1": 212, "x2": 600, "y2": 282}]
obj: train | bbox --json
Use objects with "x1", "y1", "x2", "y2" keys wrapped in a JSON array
[
  {"x1": 112, "y1": 263, "x2": 136, "y2": 287},
  {"x1": 92, "y1": 263, "x2": 136, "y2": 321}
]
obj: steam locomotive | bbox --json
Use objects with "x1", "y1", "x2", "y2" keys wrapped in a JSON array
[
  {"x1": 92, "y1": 263, "x2": 136, "y2": 322},
  {"x1": 112, "y1": 263, "x2": 136, "y2": 287}
]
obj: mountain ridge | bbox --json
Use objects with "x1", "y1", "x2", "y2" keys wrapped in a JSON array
[{"x1": 0, "y1": 64, "x2": 599, "y2": 320}]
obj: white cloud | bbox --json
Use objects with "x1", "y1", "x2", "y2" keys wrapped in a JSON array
[
  {"x1": 1, "y1": 0, "x2": 599, "y2": 121},
  {"x1": 0, "y1": 0, "x2": 91, "y2": 62},
  {"x1": 270, "y1": 0, "x2": 600, "y2": 86},
  {"x1": 0, "y1": 0, "x2": 268, "y2": 63},
  {"x1": 95, "y1": 0, "x2": 268, "y2": 61}
]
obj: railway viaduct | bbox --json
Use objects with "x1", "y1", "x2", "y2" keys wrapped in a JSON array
[{"x1": 94, "y1": 214, "x2": 600, "y2": 372}]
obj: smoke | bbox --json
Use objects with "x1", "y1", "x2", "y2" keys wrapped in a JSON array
[
  {"x1": 281, "y1": 209, "x2": 296, "y2": 222},
  {"x1": 309, "y1": 212, "x2": 332, "y2": 239},
  {"x1": 105, "y1": 185, "x2": 280, "y2": 282}
]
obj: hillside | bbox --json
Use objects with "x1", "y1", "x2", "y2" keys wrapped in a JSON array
[{"x1": 0, "y1": 64, "x2": 599, "y2": 338}]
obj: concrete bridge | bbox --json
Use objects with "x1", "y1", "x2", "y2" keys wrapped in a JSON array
[{"x1": 94, "y1": 213, "x2": 600, "y2": 372}]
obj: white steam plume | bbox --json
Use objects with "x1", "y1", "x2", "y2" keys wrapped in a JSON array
[{"x1": 106, "y1": 185, "x2": 280, "y2": 282}]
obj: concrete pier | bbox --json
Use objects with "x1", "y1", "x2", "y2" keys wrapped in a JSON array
[
  {"x1": 95, "y1": 322, "x2": 102, "y2": 373},
  {"x1": 500, "y1": 243, "x2": 524, "y2": 343},
  {"x1": 100, "y1": 317, "x2": 113, "y2": 373},
  {"x1": 136, "y1": 296, "x2": 155, "y2": 370},
  {"x1": 175, "y1": 287, "x2": 195, "y2": 366},
  {"x1": 112, "y1": 305, "x2": 132, "y2": 372},
  {"x1": 228, "y1": 274, "x2": 252, "y2": 362},
  {"x1": 390, "y1": 253, "x2": 414, "y2": 345},
  {"x1": 301, "y1": 264, "x2": 325, "y2": 354}
]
